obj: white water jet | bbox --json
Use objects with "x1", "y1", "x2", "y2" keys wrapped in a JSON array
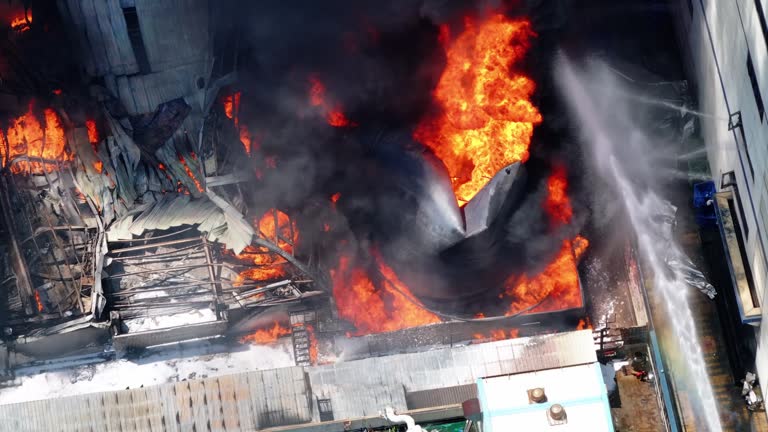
[{"x1": 555, "y1": 55, "x2": 722, "y2": 431}]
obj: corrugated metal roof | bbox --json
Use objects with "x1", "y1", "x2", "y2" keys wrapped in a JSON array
[
  {"x1": 0, "y1": 331, "x2": 595, "y2": 431},
  {"x1": 0, "y1": 367, "x2": 311, "y2": 432},
  {"x1": 406, "y1": 383, "x2": 477, "y2": 410}
]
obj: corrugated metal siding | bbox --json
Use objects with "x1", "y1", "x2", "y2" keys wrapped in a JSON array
[
  {"x1": 406, "y1": 383, "x2": 478, "y2": 410},
  {"x1": 0, "y1": 331, "x2": 595, "y2": 430},
  {"x1": 57, "y1": 0, "x2": 139, "y2": 76},
  {"x1": 0, "y1": 367, "x2": 312, "y2": 432},
  {"x1": 308, "y1": 330, "x2": 596, "y2": 421}
]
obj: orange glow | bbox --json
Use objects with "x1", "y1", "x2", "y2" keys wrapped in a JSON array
[
  {"x1": 85, "y1": 120, "x2": 99, "y2": 145},
  {"x1": 326, "y1": 109, "x2": 351, "y2": 127},
  {"x1": 33, "y1": 290, "x2": 43, "y2": 313},
  {"x1": 93, "y1": 161, "x2": 103, "y2": 173},
  {"x1": 414, "y1": 15, "x2": 541, "y2": 204},
  {"x1": 545, "y1": 165, "x2": 572, "y2": 225},
  {"x1": 330, "y1": 192, "x2": 341, "y2": 204},
  {"x1": 308, "y1": 76, "x2": 355, "y2": 127},
  {"x1": 239, "y1": 124, "x2": 252, "y2": 155},
  {"x1": 474, "y1": 328, "x2": 519, "y2": 341},
  {"x1": 52, "y1": 89, "x2": 62, "y2": 96},
  {"x1": 503, "y1": 235, "x2": 589, "y2": 315},
  {"x1": 10, "y1": 10, "x2": 31, "y2": 32},
  {"x1": 576, "y1": 317, "x2": 592, "y2": 330},
  {"x1": 231, "y1": 209, "x2": 299, "y2": 285},
  {"x1": 223, "y1": 92, "x2": 241, "y2": 122},
  {"x1": 178, "y1": 155, "x2": 204, "y2": 193},
  {"x1": 330, "y1": 253, "x2": 441, "y2": 335},
  {"x1": 306, "y1": 324, "x2": 318, "y2": 364},
  {"x1": 240, "y1": 321, "x2": 291, "y2": 344},
  {"x1": 1, "y1": 104, "x2": 70, "y2": 174}
]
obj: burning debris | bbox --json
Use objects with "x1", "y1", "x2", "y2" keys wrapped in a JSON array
[{"x1": 0, "y1": 0, "x2": 593, "y2": 382}]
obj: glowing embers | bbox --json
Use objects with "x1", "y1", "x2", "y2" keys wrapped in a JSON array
[
  {"x1": 177, "y1": 154, "x2": 204, "y2": 193},
  {"x1": 232, "y1": 209, "x2": 298, "y2": 286},
  {"x1": 330, "y1": 252, "x2": 440, "y2": 336},
  {"x1": 414, "y1": 15, "x2": 542, "y2": 205},
  {"x1": 1, "y1": 104, "x2": 70, "y2": 174},
  {"x1": 10, "y1": 9, "x2": 31, "y2": 33},
  {"x1": 308, "y1": 76, "x2": 355, "y2": 128},
  {"x1": 240, "y1": 321, "x2": 291, "y2": 344}
]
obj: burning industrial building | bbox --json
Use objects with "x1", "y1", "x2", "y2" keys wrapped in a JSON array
[{"x1": 0, "y1": 0, "x2": 756, "y2": 431}]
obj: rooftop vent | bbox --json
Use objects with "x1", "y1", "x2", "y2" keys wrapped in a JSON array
[
  {"x1": 528, "y1": 387, "x2": 547, "y2": 403},
  {"x1": 547, "y1": 403, "x2": 567, "y2": 426}
]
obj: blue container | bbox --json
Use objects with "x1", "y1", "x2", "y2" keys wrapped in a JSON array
[{"x1": 693, "y1": 181, "x2": 717, "y2": 227}]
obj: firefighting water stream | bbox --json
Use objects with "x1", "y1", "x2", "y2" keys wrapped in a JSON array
[{"x1": 556, "y1": 56, "x2": 722, "y2": 431}]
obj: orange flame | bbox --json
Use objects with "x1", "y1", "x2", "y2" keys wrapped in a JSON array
[
  {"x1": 576, "y1": 317, "x2": 592, "y2": 330},
  {"x1": 503, "y1": 236, "x2": 588, "y2": 315},
  {"x1": 503, "y1": 166, "x2": 588, "y2": 314},
  {"x1": 308, "y1": 76, "x2": 355, "y2": 127},
  {"x1": 231, "y1": 209, "x2": 299, "y2": 285},
  {"x1": 10, "y1": 10, "x2": 31, "y2": 32},
  {"x1": 330, "y1": 253, "x2": 441, "y2": 335},
  {"x1": 33, "y1": 290, "x2": 43, "y2": 313},
  {"x1": 545, "y1": 165, "x2": 572, "y2": 225},
  {"x1": 414, "y1": 15, "x2": 542, "y2": 204},
  {"x1": 1, "y1": 104, "x2": 70, "y2": 174},
  {"x1": 240, "y1": 321, "x2": 291, "y2": 344},
  {"x1": 474, "y1": 328, "x2": 519, "y2": 341},
  {"x1": 178, "y1": 154, "x2": 204, "y2": 193},
  {"x1": 85, "y1": 120, "x2": 99, "y2": 145},
  {"x1": 306, "y1": 324, "x2": 318, "y2": 364},
  {"x1": 239, "y1": 124, "x2": 252, "y2": 155}
]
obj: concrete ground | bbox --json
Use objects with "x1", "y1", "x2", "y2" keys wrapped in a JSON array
[
  {"x1": 644, "y1": 183, "x2": 768, "y2": 431},
  {"x1": 611, "y1": 370, "x2": 667, "y2": 432}
]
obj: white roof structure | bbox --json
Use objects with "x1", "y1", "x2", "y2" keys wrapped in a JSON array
[{"x1": 478, "y1": 362, "x2": 613, "y2": 431}]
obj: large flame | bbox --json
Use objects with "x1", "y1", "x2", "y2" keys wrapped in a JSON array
[
  {"x1": 231, "y1": 209, "x2": 298, "y2": 286},
  {"x1": 414, "y1": 15, "x2": 542, "y2": 204},
  {"x1": 503, "y1": 167, "x2": 588, "y2": 314},
  {"x1": 241, "y1": 321, "x2": 291, "y2": 344},
  {"x1": 330, "y1": 253, "x2": 441, "y2": 336},
  {"x1": 1, "y1": 104, "x2": 70, "y2": 174}
]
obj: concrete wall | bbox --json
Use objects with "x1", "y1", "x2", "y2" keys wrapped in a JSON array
[{"x1": 675, "y1": 0, "x2": 768, "y2": 391}]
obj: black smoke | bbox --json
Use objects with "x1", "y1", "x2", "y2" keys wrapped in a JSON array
[{"x1": 212, "y1": 0, "x2": 580, "y2": 313}]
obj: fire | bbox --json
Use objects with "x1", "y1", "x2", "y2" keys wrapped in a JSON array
[
  {"x1": 223, "y1": 92, "x2": 241, "y2": 124},
  {"x1": 231, "y1": 209, "x2": 299, "y2": 285},
  {"x1": 503, "y1": 236, "x2": 589, "y2": 314},
  {"x1": 241, "y1": 321, "x2": 291, "y2": 344},
  {"x1": 221, "y1": 92, "x2": 254, "y2": 155},
  {"x1": 1, "y1": 104, "x2": 70, "y2": 174},
  {"x1": 330, "y1": 253, "x2": 441, "y2": 335},
  {"x1": 239, "y1": 125, "x2": 252, "y2": 155},
  {"x1": 576, "y1": 318, "x2": 592, "y2": 330},
  {"x1": 10, "y1": 10, "x2": 31, "y2": 32},
  {"x1": 503, "y1": 167, "x2": 588, "y2": 314},
  {"x1": 33, "y1": 290, "x2": 43, "y2": 313},
  {"x1": 545, "y1": 165, "x2": 572, "y2": 225},
  {"x1": 178, "y1": 154, "x2": 204, "y2": 193},
  {"x1": 85, "y1": 120, "x2": 99, "y2": 145},
  {"x1": 473, "y1": 328, "x2": 519, "y2": 341},
  {"x1": 414, "y1": 15, "x2": 542, "y2": 204},
  {"x1": 306, "y1": 324, "x2": 318, "y2": 364},
  {"x1": 330, "y1": 192, "x2": 341, "y2": 204},
  {"x1": 307, "y1": 76, "x2": 355, "y2": 127}
]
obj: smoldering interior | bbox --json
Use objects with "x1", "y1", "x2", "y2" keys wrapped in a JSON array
[{"x1": 0, "y1": 0, "x2": 602, "y2": 375}]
